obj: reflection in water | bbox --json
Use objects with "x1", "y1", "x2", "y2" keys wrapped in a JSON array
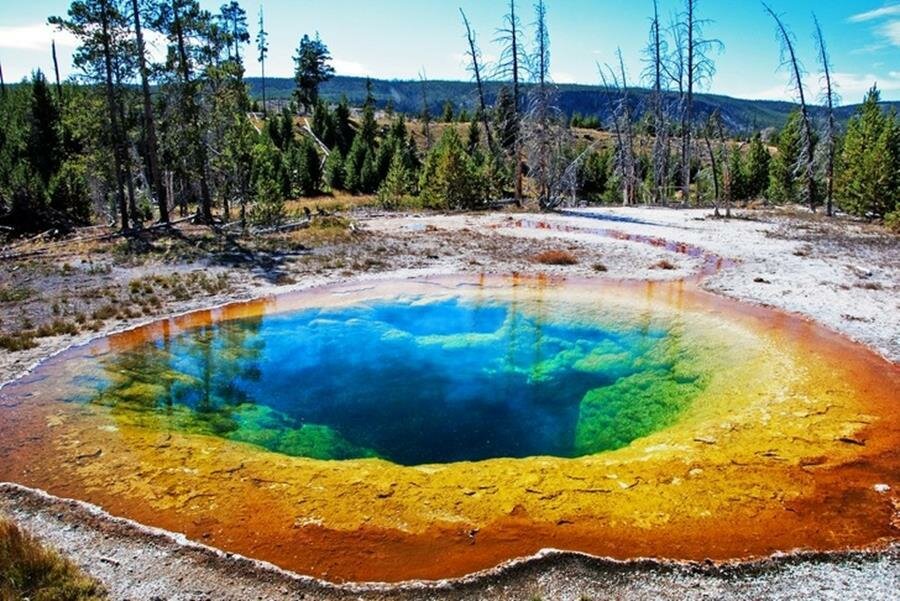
[{"x1": 77, "y1": 297, "x2": 707, "y2": 465}]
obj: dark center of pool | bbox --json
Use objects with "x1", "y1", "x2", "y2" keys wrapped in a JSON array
[{"x1": 82, "y1": 297, "x2": 705, "y2": 465}]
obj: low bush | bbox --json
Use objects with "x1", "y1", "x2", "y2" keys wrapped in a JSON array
[{"x1": 533, "y1": 250, "x2": 578, "y2": 265}]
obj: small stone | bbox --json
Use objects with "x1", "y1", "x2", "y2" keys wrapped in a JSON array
[{"x1": 874, "y1": 483, "x2": 890, "y2": 494}]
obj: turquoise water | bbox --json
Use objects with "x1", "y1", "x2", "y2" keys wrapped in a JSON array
[{"x1": 79, "y1": 297, "x2": 706, "y2": 465}]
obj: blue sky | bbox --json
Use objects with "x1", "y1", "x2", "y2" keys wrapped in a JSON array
[{"x1": 1, "y1": 0, "x2": 898, "y2": 102}]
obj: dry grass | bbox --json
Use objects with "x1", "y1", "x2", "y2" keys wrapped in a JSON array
[
  {"x1": 0, "y1": 334, "x2": 37, "y2": 352},
  {"x1": 0, "y1": 516, "x2": 106, "y2": 601},
  {"x1": 283, "y1": 193, "x2": 377, "y2": 216},
  {"x1": 0, "y1": 286, "x2": 33, "y2": 303},
  {"x1": 278, "y1": 216, "x2": 355, "y2": 247},
  {"x1": 533, "y1": 250, "x2": 579, "y2": 266}
]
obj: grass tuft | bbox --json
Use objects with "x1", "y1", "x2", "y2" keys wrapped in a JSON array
[{"x1": 0, "y1": 516, "x2": 107, "y2": 600}]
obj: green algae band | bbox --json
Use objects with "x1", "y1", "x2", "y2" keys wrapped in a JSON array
[{"x1": 65, "y1": 291, "x2": 711, "y2": 465}]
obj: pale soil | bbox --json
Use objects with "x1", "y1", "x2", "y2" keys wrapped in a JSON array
[{"x1": 0, "y1": 205, "x2": 897, "y2": 599}]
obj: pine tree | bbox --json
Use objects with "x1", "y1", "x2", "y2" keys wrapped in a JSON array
[
  {"x1": 343, "y1": 100, "x2": 379, "y2": 193},
  {"x1": 441, "y1": 100, "x2": 455, "y2": 123},
  {"x1": 26, "y1": 71, "x2": 62, "y2": 186},
  {"x1": 154, "y1": 0, "x2": 216, "y2": 223},
  {"x1": 466, "y1": 116, "x2": 482, "y2": 160},
  {"x1": 324, "y1": 149, "x2": 345, "y2": 190},
  {"x1": 726, "y1": 146, "x2": 749, "y2": 203},
  {"x1": 333, "y1": 96, "x2": 353, "y2": 154},
  {"x1": 493, "y1": 85, "x2": 518, "y2": 154},
  {"x1": 310, "y1": 98, "x2": 336, "y2": 148},
  {"x1": 419, "y1": 128, "x2": 481, "y2": 209},
  {"x1": 579, "y1": 147, "x2": 612, "y2": 200},
  {"x1": 293, "y1": 33, "x2": 335, "y2": 113},
  {"x1": 256, "y1": 5, "x2": 268, "y2": 116},
  {"x1": 219, "y1": 1, "x2": 249, "y2": 61},
  {"x1": 250, "y1": 138, "x2": 285, "y2": 225},
  {"x1": 837, "y1": 86, "x2": 900, "y2": 219},
  {"x1": 290, "y1": 137, "x2": 322, "y2": 197},
  {"x1": 768, "y1": 111, "x2": 802, "y2": 203},
  {"x1": 49, "y1": 158, "x2": 91, "y2": 224},
  {"x1": 51, "y1": 0, "x2": 137, "y2": 230},
  {"x1": 378, "y1": 151, "x2": 414, "y2": 209},
  {"x1": 745, "y1": 132, "x2": 771, "y2": 199},
  {"x1": 221, "y1": 112, "x2": 256, "y2": 227}
]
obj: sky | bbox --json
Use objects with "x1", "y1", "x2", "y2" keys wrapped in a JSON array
[{"x1": 0, "y1": 0, "x2": 898, "y2": 103}]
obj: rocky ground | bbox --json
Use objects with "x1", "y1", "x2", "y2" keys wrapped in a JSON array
[{"x1": 0, "y1": 204, "x2": 898, "y2": 599}]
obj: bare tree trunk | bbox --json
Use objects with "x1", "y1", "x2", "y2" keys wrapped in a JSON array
[
  {"x1": 814, "y1": 15, "x2": 836, "y2": 217},
  {"x1": 702, "y1": 121, "x2": 719, "y2": 217},
  {"x1": 173, "y1": 0, "x2": 213, "y2": 224},
  {"x1": 460, "y1": 9, "x2": 496, "y2": 155},
  {"x1": 535, "y1": 0, "x2": 549, "y2": 205},
  {"x1": 258, "y1": 6, "x2": 267, "y2": 117},
  {"x1": 115, "y1": 70, "x2": 140, "y2": 229},
  {"x1": 99, "y1": 0, "x2": 130, "y2": 232},
  {"x1": 764, "y1": 3, "x2": 816, "y2": 212},
  {"x1": 0, "y1": 60, "x2": 6, "y2": 97},
  {"x1": 510, "y1": 0, "x2": 523, "y2": 205},
  {"x1": 683, "y1": 0, "x2": 695, "y2": 205},
  {"x1": 419, "y1": 69, "x2": 432, "y2": 149},
  {"x1": 715, "y1": 114, "x2": 731, "y2": 218},
  {"x1": 618, "y1": 52, "x2": 637, "y2": 206},
  {"x1": 599, "y1": 65, "x2": 635, "y2": 207},
  {"x1": 650, "y1": 0, "x2": 666, "y2": 205},
  {"x1": 51, "y1": 40, "x2": 63, "y2": 105},
  {"x1": 132, "y1": 0, "x2": 168, "y2": 224}
]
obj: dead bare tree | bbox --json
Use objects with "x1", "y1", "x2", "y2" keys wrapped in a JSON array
[
  {"x1": 643, "y1": 0, "x2": 669, "y2": 205},
  {"x1": 0, "y1": 60, "x2": 5, "y2": 97},
  {"x1": 494, "y1": 0, "x2": 526, "y2": 205},
  {"x1": 524, "y1": 0, "x2": 571, "y2": 210},
  {"x1": 459, "y1": 8, "x2": 496, "y2": 155},
  {"x1": 715, "y1": 114, "x2": 732, "y2": 218},
  {"x1": 813, "y1": 13, "x2": 838, "y2": 217},
  {"x1": 418, "y1": 68, "x2": 432, "y2": 149},
  {"x1": 671, "y1": 0, "x2": 721, "y2": 205},
  {"x1": 51, "y1": 40, "x2": 64, "y2": 104},
  {"x1": 617, "y1": 50, "x2": 638, "y2": 206},
  {"x1": 599, "y1": 56, "x2": 637, "y2": 207},
  {"x1": 701, "y1": 114, "x2": 720, "y2": 217},
  {"x1": 764, "y1": 3, "x2": 816, "y2": 212}
]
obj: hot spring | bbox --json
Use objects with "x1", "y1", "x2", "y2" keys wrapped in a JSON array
[{"x1": 0, "y1": 275, "x2": 897, "y2": 582}]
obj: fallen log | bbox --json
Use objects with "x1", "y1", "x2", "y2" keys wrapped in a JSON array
[{"x1": 249, "y1": 219, "x2": 311, "y2": 235}]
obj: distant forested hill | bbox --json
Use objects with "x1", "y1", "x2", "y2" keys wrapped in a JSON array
[{"x1": 247, "y1": 76, "x2": 899, "y2": 133}]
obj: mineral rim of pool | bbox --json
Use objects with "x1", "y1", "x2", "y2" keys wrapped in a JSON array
[{"x1": 0, "y1": 274, "x2": 897, "y2": 583}]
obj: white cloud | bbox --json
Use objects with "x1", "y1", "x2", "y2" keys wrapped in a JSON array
[
  {"x1": 848, "y1": 4, "x2": 900, "y2": 23},
  {"x1": 746, "y1": 70, "x2": 900, "y2": 102},
  {"x1": 880, "y1": 19, "x2": 900, "y2": 45},
  {"x1": 332, "y1": 58, "x2": 369, "y2": 77},
  {"x1": 847, "y1": 4, "x2": 900, "y2": 49},
  {"x1": 553, "y1": 71, "x2": 577, "y2": 84},
  {"x1": 0, "y1": 23, "x2": 78, "y2": 51}
]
